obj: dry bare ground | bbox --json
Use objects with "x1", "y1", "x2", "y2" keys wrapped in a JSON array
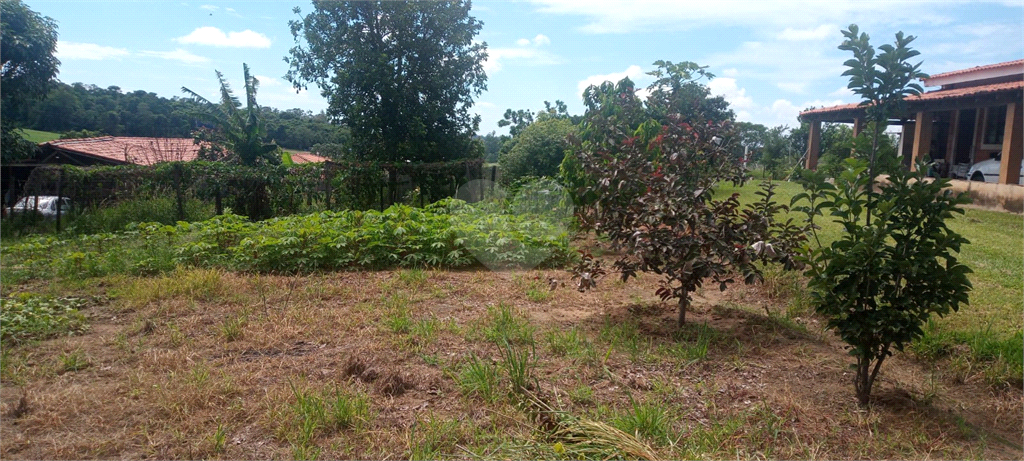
[{"x1": 2, "y1": 257, "x2": 1021, "y2": 459}]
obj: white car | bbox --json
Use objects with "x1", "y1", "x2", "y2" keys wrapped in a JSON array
[
  {"x1": 967, "y1": 153, "x2": 1024, "y2": 185},
  {"x1": 6, "y1": 196, "x2": 73, "y2": 218}
]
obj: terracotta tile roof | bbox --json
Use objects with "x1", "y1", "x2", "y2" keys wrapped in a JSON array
[
  {"x1": 41, "y1": 137, "x2": 329, "y2": 165},
  {"x1": 927, "y1": 59, "x2": 1024, "y2": 80},
  {"x1": 41, "y1": 137, "x2": 201, "y2": 165},
  {"x1": 289, "y1": 151, "x2": 330, "y2": 164},
  {"x1": 800, "y1": 80, "x2": 1024, "y2": 118}
]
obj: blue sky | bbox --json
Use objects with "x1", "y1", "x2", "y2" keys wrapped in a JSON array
[{"x1": 31, "y1": 0, "x2": 1024, "y2": 135}]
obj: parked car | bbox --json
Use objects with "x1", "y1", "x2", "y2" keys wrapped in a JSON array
[
  {"x1": 6, "y1": 196, "x2": 73, "y2": 218},
  {"x1": 967, "y1": 152, "x2": 1024, "y2": 185}
]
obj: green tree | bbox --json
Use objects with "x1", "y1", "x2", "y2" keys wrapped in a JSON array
[
  {"x1": 793, "y1": 25, "x2": 970, "y2": 408},
  {"x1": 498, "y1": 118, "x2": 577, "y2": 185},
  {"x1": 1, "y1": 0, "x2": 60, "y2": 162},
  {"x1": 182, "y1": 64, "x2": 280, "y2": 166},
  {"x1": 285, "y1": 1, "x2": 487, "y2": 163}
]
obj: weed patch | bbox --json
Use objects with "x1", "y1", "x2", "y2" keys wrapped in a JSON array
[{"x1": 0, "y1": 294, "x2": 89, "y2": 345}]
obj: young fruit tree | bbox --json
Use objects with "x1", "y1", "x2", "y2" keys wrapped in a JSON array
[
  {"x1": 571, "y1": 62, "x2": 806, "y2": 327},
  {"x1": 793, "y1": 25, "x2": 972, "y2": 407}
]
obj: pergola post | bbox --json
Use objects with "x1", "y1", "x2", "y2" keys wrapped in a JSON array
[
  {"x1": 852, "y1": 117, "x2": 864, "y2": 138},
  {"x1": 998, "y1": 102, "x2": 1023, "y2": 185},
  {"x1": 910, "y1": 111, "x2": 933, "y2": 172},
  {"x1": 900, "y1": 121, "x2": 916, "y2": 168},
  {"x1": 805, "y1": 120, "x2": 821, "y2": 170}
]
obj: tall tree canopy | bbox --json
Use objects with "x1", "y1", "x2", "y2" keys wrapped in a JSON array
[
  {"x1": 286, "y1": 1, "x2": 488, "y2": 163},
  {"x1": 1, "y1": 0, "x2": 60, "y2": 161}
]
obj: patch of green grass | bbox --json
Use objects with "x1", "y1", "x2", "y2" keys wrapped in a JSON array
[
  {"x1": 16, "y1": 128, "x2": 60, "y2": 143},
  {"x1": 545, "y1": 327, "x2": 595, "y2": 362},
  {"x1": 599, "y1": 316, "x2": 650, "y2": 361},
  {"x1": 220, "y1": 312, "x2": 247, "y2": 342},
  {"x1": 482, "y1": 302, "x2": 535, "y2": 346},
  {"x1": 568, "y1": 384, "x2": 595, "y2": 406},
  {"x1": 612, "y1": 401, "x2": 672, "y2": 446},
  {"x1": 664, "y1": 322, "x2": 717, "y2": 364},
  {"x1": 912, "y1": 319, "x2": 1023, "y2": 387},
  {"x1": 0, "y1": 294, "x2": 89, "y2": 345},
  {"x1": 408, "y1": 415, "x2": 465, "y2": 460},
  {"x1": 411, "y1": 316, "x2": 440, "y2": 344},
  {"x1": 498, "y1": 340, "x2": 538, "y2": 394},
  {"x1": 455, "y1": 354, "x2": 501, "y2": 403},
  {"x1": 285, "y1": 381, "x2": 372, "y2": 454},
  {"x1": 59, "y1": 349, "x2": 91, "y2": 373}
]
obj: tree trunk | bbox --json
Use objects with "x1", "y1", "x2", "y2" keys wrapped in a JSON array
[{"x1": 677, "y1": 296, "x2": 688, "y2": 327}]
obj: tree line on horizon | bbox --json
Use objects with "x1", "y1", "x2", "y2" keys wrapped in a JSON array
[{"x1": 4, "y1": 80, "x2": 351, "y2": 153}]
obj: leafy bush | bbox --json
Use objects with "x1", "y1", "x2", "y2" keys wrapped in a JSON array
[
  {"x1": 794, "y1": 160, "x2": 972, "y2": 406},
  {"x1": 498, "y1": 118, "x2": 577, "y2": 185},
  {"x1": 1, "y1": 199, "x2": 573, "y2": 282}
]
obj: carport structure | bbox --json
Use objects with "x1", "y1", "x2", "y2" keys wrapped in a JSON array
[{"x1": 799, "y1": 59, "x2": 1024, "y2": 185}]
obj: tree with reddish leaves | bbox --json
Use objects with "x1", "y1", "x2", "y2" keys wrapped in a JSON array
[{"x1": 571, "y1": 62, "x2": 805, "y2": 327}]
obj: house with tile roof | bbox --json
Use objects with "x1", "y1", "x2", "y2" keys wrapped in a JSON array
[
  {"x1": 1, "y1": 137, "x2": 329, "y2": 209},
  {"x1": 799, "y1": 59, "x2": 1023, "y2": 185},
  {"x1": 35, "y1": 136, "x2": 328, "y2": 166}
]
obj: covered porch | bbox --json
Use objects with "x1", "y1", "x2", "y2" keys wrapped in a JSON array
[{"x1": 799, "y1": 60, "x2": 1024, "y2": 185}]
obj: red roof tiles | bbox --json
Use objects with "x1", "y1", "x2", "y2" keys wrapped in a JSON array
[
  {"x1": 42, "y1": 137, "x2": 202, "y2": 165},
  {"x1": 40, "y1": 137, "x2": 328, "y2": 165},
  {"x1": 801, "y1": 80, "x2": 1024, "y2": 118},
  {"x1": 926, "y1": 59, "x2": 1024, "y2": 80}
]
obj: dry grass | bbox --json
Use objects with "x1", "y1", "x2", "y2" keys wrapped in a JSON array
[{"x1": 1, "y1": 263, "x2": 1021, "y2": 460}]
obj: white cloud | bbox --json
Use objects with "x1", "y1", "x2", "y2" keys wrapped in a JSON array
[
  {"x1": 707, "y1": 77, "x2": 754, "y2": 112},
  {"x1": 776, "y1": 82, "x2": 806, "y2": 93},
  {"x1": 139, "y1": 48, "x2": 209, "y2": 64},
  {"x1": 529, "y1": 0, "x2": 958, "y2": 34},
  {"x1": 516, "y1": 34, "x2": 551, "y2": 47},
  {"x1": 200, "y1": 5, "x2": 218, "y2": 11},
  {"x1": 254, "y1": 75, "x2": 281, "y2": 86},
  {"x1": 828, "y1": 86, "x2": 853, "y2": 97},
  {"x1": 175, "y1": 27, "x2": 271, "y2": 48},
  {"x1": 577, "y1": 64, "x2": 647, "y2": 96},
  {"x1": 777, "y1": 24, "x2": 836, "y2": 41},
  {"x1": 722, "y1": 68, "x2": 739, "y2": 77},
  {"x1": 57, "y1": 41, "x2": 129, "y2": 60},
  {"x1": 482, "y1": 34, "x2": 558, "y2": 75},
  {"x1": 768, "y1": 99, "x2": 802, "y2": 126}
]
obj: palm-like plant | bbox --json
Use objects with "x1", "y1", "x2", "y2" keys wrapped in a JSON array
[{"x1": 182, "y1": 63, "x2": 280, "y2": 166}]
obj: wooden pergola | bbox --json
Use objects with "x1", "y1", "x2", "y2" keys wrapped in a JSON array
[{"x1": 799, "y1": 59, "x2": 1024, "y2": 185}]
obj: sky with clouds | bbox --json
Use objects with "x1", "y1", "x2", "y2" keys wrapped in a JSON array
[{"x1": 30, "y1": 0, "x2": 1024, "y2": 135}]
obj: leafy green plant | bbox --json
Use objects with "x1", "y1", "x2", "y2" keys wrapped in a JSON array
[
  {"x1": 794, "y1": 160, "x2": 972, "y2": 406},
  {"x1": 792, "y1": 26, "x2": 971, "y2": 407},
  {"x1": 0, "y1": 294, "x2": 89, "y2": 344}
]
